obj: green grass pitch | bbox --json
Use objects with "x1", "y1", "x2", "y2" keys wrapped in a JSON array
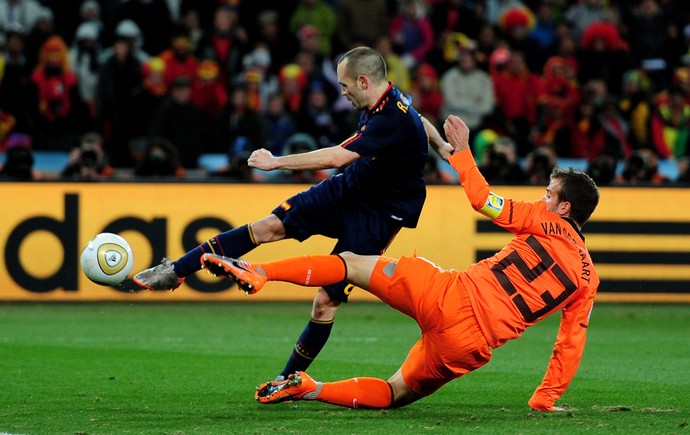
[{"x1": 0, "y1": 302, "x2": 688, "y2": 434}]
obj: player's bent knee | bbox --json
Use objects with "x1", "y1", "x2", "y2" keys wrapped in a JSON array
[
  {"x1": 311, "y1": 289, "x2": 340, "y2": 320},
  {"x1": 250, "y1": 215, "x2": 286, "y2": 243},
  {"x1": 387, "y1": 372, "x2": 422, "y2": 408}
]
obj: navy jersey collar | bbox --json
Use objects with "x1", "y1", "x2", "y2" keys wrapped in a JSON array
[{"x1": 365, "y1": 81, "x2": 394, "y2": 119}]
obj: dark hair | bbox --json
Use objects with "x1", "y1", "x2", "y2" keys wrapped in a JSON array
[
  {"x1": 338, "y1": 46, "x2": 387, "y2": 84},
  {"x1": 550, "y1": 167, "x2": 600, "y2": 227}
]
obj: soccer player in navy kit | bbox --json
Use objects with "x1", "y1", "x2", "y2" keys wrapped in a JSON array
[{"x1": 134, "y1": 46, "x2": 453, "y2": 382}]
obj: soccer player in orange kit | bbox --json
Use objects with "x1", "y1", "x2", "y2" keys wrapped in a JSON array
[{"x1": 201, "y1": 114, "x2": 600, "y2": 412}]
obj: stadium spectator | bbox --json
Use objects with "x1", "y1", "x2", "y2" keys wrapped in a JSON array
[
  {"x1": 375, "y1": 35, "x2": 411, "y2": 93},
  {"x1": 473, "y1": 23, "x2": 500, "y2": 73},
  {"x1": 409, "y1": 63, "x2": 442, "y2": 126},
  {"x1": 131, "y1": 47, "x2": 454, "y2": 390},
  {"x1": 192, "y1": 59, "x2": 228, "y2": 117},
  {"x1": 179, "y1": 0, "x2": 217, "y2": 32},
  {"x1": 485, "y1": 0, "x2": 526, "y2": 26},
  {"x1": 243, "y1": 44, "x2": 282, "y2": 113},
  {"x1": 261, "y1": 92, "x2": 297, "y2": 156},
  {"x1": 296, "y1": 81, "x2": 340, "y2": 149},
  {"x1": 0, "y1": 132, "x2": 42, "y2": 180},
  {"x1": 618, "y1": 69, "x2": 654, "y2": 153},
  {"x1": 478, "y1": 135, "x2": 527, "y2": 184},
  {"x1": 289, "y1": 0, "x2": 337, "y2": 58},
  {"x1": 195, "y1": 4, "x2": 248, "y2": 92},
  {"x1": 217, "y1": 83, "x2": 265, "y2": 159},
  {"x1": 129, "y1": 56, "x2": 168, "y2": 163},
  {"x1": 388, "y1": 0, "x2": 434, "y2": 70},
  {"x1": 254, "y1": 9, "x2": 298, "y2": 76},
  {"x1": 496, "y1": 6, "x2": 542, "y2": 72},
  {"x1": 0, "y1": 25, "x2": 33, "y2": 133},
  {"x1": 562, "y1": 0, "x2": 612, "y2": 41},
  {"x1": 429, "y1": 0, "x2": 483, "y2": 48},
  {"x1": 533, "y1": 56, "x2": 580, "y2": 150},
  {"x1": 134, "y1": 136, "x2": 185, "y2": 178},
  {"x1": 619, "y1": 0, "x2": 672, "y2": 94},
  {"x1": 336, "y1": 0, "x2": 389, "y2": 50},
  {"x1": 551, "y1": 29, "x2": 579, "y2": 83},
  {"x1": 440, "y1": 40, "x2": 494, "y2": 132},
  {"x1": 23, "y1": 6, "x2": 55, "y2": 70},
  {"x1": 277, "y1": 63, "x2": 308, "y2": 114},
  {"x1": 69, "y1": 22, "x2": 102, "y2": 126},
  {"x1": 178, "y1": 7, "x2": 203, "y2": 53},
  {"x1": 100, "y1": 19, "x2": 149, "y2": 65},
  {"x1": 60, "y1": 131, "x2": 113, "y2": 181},
  {"x1": 618, "y1": 148, "x2": 669, "y2": 184},
  {"x1": 525, "y1": 146, "x2": 557, "y2": 184},
  {"x1": 565, "y1": 79, "x2": 628, "y2": 160},
  {"x1": 527, "y1": 1, "x2": 558, "y2": 64},
  {"x1": 202, "y1": 114, "x2": 601, "y2": 414},
  {"x1": 577, "y1": 21, "x2": 630, "y2": 96},
  {"x1": 650, "y1": 85, "x2": 690, "y2": 160},
  {"x1": 676, "y1": 155, "x2": 690, "y2": 183},
  {"x1": 96, "y1": 29, "x2": 144, "y2": 167},
  {"x1": 208, "y1": 149, "x2": 255, "y2": 182},
  {"x1": 0, "y1": 0, "x2": 44, "y2": 38},
  {"x1": 159, "y1": 26, "x2": 199, "y2": 88},
  {"x1": 78, "y1": 1, "x2": 103, "y2": 41},
  {"x1": 491, "y1": 49, "x2": 545, "y2": 156},
  {"x1": 148, "y1": 75, "x2": 204, "y2": 168},
  {"x1": 293, "y1": 26, "x2": 338, "y2": 104},
  {"x1": 587, "y1": 153, "x2": 618, "y2": 186},
  {"x1": 0, "y1": 107, "x2": 16, "y2": 150},
  {"x1": 30, "y1": 35, "x2": 85, "y2": 151},
  {"x1": 115, "y1": 0, "x2": 173, "y2": 57}
]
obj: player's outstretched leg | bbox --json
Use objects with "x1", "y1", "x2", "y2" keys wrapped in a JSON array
[
  {"x1": 133, "y1": 258, "x2": 185, "y2": 290},
  {"x1": 200, "y1": 253, "x2": 267, "y2": 294},
  {"x1": 255, "y1": 371, "x2": 320, "y2": 404}
]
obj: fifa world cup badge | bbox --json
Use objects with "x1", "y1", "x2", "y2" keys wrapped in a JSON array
[{"x1": 480, "y1": 192, "x2": 504, "y2": 219}]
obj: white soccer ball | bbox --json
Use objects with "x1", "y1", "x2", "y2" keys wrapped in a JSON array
[{"x1": 80, "y1": 233, "x2": 134, "y2": 286}]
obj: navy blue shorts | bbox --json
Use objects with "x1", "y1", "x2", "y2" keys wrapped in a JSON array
[{"x1": 272, "y1": 183, "x2": 401, "y2": 302}]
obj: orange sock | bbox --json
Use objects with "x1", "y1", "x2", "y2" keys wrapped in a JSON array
[
  {"x1": 258, "y1": 255, "x2": 347, "y2": 287},
  {"x1": 316, "y1": 377, "x2": 393, "y2": 409}
]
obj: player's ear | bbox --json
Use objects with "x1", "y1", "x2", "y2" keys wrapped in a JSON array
[
  {"x1": 558, "y1": 201, "x2": 571, "y2": 217},
  {"x1": 358, "y1": 75, "x2": 369, "y2": 89}
]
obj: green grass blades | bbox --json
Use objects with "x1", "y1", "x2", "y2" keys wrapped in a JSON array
[{"x1": 0, "y1": 302, "x2": 688, "y2": 434}]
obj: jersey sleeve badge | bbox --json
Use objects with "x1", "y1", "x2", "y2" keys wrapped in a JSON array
[{"x1": 480, "y1": 192, "x2": 504, "y2": 219}]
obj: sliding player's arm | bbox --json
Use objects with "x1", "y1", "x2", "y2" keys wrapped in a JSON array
[
  {"x1": 444, "y1": 115, "x2": 511, "y2": 221},
  {"x1": 528, "y1": 292, "x2": 595, "y2": 411}
]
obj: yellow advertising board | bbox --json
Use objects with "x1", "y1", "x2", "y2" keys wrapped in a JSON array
[{"x1": 1, "y1": 183, "x2": 689, "y2": 302}]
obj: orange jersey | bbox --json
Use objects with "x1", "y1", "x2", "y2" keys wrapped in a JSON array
[{"x1": 449, "y1": 150, "x2": 599, "y2": 406}]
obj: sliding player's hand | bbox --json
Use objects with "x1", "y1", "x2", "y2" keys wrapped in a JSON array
[
  {"x1": 528, "y1": 391, "x2": 572, "y2": 412},
  {"x1": 443, "y1": 115, "x2": 470, "y2": 155}
]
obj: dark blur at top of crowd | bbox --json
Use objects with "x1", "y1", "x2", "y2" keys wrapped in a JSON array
[{"x1": 0, "y1": 0, "x2": 689, "y2": 185}]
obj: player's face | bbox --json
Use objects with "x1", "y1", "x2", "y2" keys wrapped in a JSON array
[
  {"x1": 337, "y1": 61, "x2": 367, "y2": 110},
  {"x1": 542, "y1": 178, "x2": 564, "y2": 214}
]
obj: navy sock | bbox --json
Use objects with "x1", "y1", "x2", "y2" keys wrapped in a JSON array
[
  {"x1": 173, "y1": 224, "x2": 257, "y2": 276},
  {"x1": 280, "y1": 319, "x2": 334, "y2": 377}
]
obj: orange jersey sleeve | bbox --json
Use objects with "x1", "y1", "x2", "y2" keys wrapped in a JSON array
[{"x1": 449, "y1": 150, "x2": 599, "y2": 406}]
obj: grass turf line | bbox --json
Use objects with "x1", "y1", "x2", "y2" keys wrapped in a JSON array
[{"x1": 0, "y1": 302, "x2": 688, "y2": 434}]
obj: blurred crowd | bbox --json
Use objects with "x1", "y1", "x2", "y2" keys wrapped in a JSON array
[{"x1": 0, "y1": 0, "x2": 689, "y2": 185}]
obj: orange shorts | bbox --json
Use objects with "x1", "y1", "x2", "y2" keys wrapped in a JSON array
[{"x1": 368, "y1": 255, "x2": 492, "y2": 396}]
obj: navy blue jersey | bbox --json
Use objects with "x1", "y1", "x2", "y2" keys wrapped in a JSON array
[
  {"x1": 272, "y1": 83, "x2": 429, "y2": 301},
  {"x1": 334, "y1": 83, "x2": 429, "y2": 228}
]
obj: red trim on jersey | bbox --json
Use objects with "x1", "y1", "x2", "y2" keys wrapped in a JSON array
[
  {"x1": 341, "y1": 133, "x2": 362, "y2": 149},
  {"x1": 365, "y1": 82, "x2": 394, "y2": 120}
]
